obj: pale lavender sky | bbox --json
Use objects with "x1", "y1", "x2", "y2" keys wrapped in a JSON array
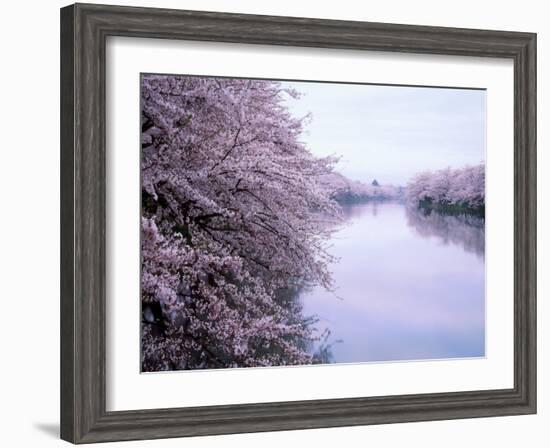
[{"x1": 281, "y1": 81, "x2": 486, "y2": 186}]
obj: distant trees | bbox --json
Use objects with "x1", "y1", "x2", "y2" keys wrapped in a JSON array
[
  {"x1": 406, "y1": 164, "x2": 485, "y2": 214},
  {"x1": 323, "y1": 172, "x2": 402, "y2": 203},
  {"x1": 141, "y1": 74, "x2": 341, "y2": 371}
]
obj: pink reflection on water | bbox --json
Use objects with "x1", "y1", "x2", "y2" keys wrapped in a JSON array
[{"x1": 301, "y1": 202, "x2": 485, "y2": 363}]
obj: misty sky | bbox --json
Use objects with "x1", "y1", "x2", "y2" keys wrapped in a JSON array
[{"x1": 281, "y1": 81, "x2": 486, "y2": 186}]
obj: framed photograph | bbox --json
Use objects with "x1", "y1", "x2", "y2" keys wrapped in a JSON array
[{"x1": 60, "y1": 3, "x2": 536, "y2": 444}]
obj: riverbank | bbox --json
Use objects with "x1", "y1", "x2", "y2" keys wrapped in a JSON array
[
  {"x1": 334, "y1": 195, "x2": 404, "y2": 205},
  {"x1": 417, "y1": 199, "x2": 484, "y2": 217}
]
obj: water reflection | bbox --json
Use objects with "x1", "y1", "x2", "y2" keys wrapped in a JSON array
[
  {"x1": 301, "y1": 202, "x2": 485, "y2": 364},
  {"x1": 339, "y1": 200, "x2": 380, "y2": 219},
  {"x1": 405, "y1": 207, "x2": 485, "y2": 258}
]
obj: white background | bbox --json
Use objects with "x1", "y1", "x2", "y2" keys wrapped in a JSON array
[{"x1": 0, "y1": 0, "x2": 547, "y2": 447}]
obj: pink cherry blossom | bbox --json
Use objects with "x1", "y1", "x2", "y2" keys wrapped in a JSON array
[
  {"x1": 406, "y1": 164, "x2": 485, "y2": 213},
  {"x1": 141, "y1": 75, "x2": 342, "y2": 371}
]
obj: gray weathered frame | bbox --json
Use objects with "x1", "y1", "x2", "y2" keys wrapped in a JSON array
[{"x1": 60, "y1": 3, "x2": 537, "y2": 444}]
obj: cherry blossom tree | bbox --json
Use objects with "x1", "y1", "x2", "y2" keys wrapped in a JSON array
[
  {"x1": 323, "y1": 172, "x2": 403, "y2": 203},
  {"x1": 406, "y1": 164, "x2": 485, "y2": 214},
  {"x1": 140, "y1": 74, "x2": 341, "y2": 371}
]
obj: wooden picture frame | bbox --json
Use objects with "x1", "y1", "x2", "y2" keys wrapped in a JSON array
[{"x1": 60, "y1": 3, "x2": 536, "y2": 443}]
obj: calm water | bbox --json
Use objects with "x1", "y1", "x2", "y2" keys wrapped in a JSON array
[{"x1": 302, "y1": 202, "x2": 485, "y2": 364}]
